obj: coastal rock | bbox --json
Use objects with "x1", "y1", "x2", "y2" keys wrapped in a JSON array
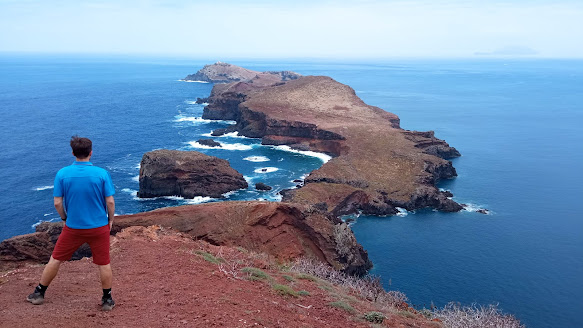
[
  {"x1": 196, "y1": 138, "x2": 221, "y2": 147},
  {"x1": 0, "y1": 222, "x2": 91, "y2": 270},
  {"x1": 255, "y1": 182, "x2": 272, "y2": 191},
  {"x1": 111, "y1": 201, "x2": 372, "y2": 275},
  {"x1": 200, "y1": 65, "x2": 463, "y2": 215},
  {"x1": 0, "y1": 232, "x2": 53, "y2": 264},
  {"x1": 137, "y1": 149, "x2": 248, "y2": 199},
  {"x1": 183, "y1": 62, "x2": 301, "y2": 84}
]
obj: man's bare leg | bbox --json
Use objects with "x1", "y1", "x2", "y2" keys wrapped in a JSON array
[
  {"x1": 40, "y1": 256, "x2": 62, "y2": 286},
  {"x1": 98, "y1": 264, "x2": 112, "y2": 289}
]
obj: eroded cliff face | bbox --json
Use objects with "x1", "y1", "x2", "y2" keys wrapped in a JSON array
[
  {"x1": 113, "y1": 201, "x2": 371, "y2": 275},
  {"x1": 200, "y1": 68, "x2": 462, "y2": 216},
  {"x1": 137, "y1": 149, "x2": 248, "y2": 199},
  {"x1": 0, "y1": 202, "x2": 372, "y2": 275}
]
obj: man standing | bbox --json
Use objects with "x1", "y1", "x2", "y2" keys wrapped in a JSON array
[{"x1": 27, "y1": 136, "x2": 116, "y2": 311}]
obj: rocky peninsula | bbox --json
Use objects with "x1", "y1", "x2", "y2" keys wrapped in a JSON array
[{"x1": 198, "y1": 63, "x2": 462, "y2": 216}]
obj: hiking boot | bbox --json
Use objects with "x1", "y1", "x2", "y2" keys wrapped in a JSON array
[
  {"x1": 26, "y1": 290, "x2": 44, "y2": 305},
  {"x1": 101, "y1": 297, "x2": 115, "y2": 311}
]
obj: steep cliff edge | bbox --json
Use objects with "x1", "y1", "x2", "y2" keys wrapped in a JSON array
[
  {"x1": 1, "y1": 201, "x2": 371, "y2": 276},
  {"x1": 198, "y1": 65, "x2": 462, "y2": 216}
]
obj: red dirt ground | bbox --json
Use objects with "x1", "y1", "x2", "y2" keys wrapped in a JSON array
[{"x1": 0, "y1": 226, "x2": 439, "y2": 328}]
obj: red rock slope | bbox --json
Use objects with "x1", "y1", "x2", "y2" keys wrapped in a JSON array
[{"x1": 0, "y1": 226, "x2": 440, "y2": 328}]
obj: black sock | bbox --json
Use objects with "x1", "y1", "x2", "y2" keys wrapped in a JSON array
[
  {"x1": 103, "y1": 288, "x2": 112, "y2": 299},
  {"x1": 35, "y1": 283, "x2": 48, "y2": 296}
]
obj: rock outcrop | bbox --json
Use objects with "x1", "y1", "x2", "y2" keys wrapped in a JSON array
[
  {"x1": 1, "y1": 202, "x2": 372, "y2": 276},
  {"x1": 0, "y1": 222, "x2": 91, "y2": 271},
  {"x1": 196, "y1": 138, "x2": 221, "y2": 147},
  {"x1": 137, "y1": 149, "x2": 248, "y2": 199},
  {"x1": 183, "y1": 62, "x2": 301, "y2": 84},
  {"x1": 255, "y1": 182, "x2": 272, "y2": 191},
  {"x1": 198, "y1": 64, "x2": 462, "y2": 216}
]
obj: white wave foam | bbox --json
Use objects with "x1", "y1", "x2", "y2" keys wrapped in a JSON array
[
  {"x1": 121, "y1": 188, "x2": 137, "y2": 195},
  {"x1": 178, "y1": 80, "x2": 209, "y2": 83},
  {"x1": 34, "y1": 185, "x2": 53, "y2": 191},
  {"x1": 132, "y1": 175, "x2": 140, "y2": 182},
  {"x1": 188, "y1": 141, "x2": 254, "y2": 151},
  {"x1": 200, "y1": 131, "x2": 248, "y2": 139},
  {"x1": 32, "y1": 217, "x2": 59, "y2": 228},
  {"x1": 268, "y1": 194, "x2": 283, "y2": 201},
  {"x1": 174, "y1": 116, "x2": 213, "y2": 124},
  {"x1": 222, "y1": 132, "x2": 248, "y2": 138},
  {"x1": 271, "y1": 145, "x2": 332, "y2": 163},
  {"x1": 183, "y1": 196, "x2": 213, "y2": 204},
  {"x1": 137, "y1": 194, "x2": 213, "y2": 204},
  {"x1": 254, "y1": 167, "x2": 279, "y2": 173},
  {"x1": 462, "y1": 203, "x2": 491, "y2": 214},
  {"x1": 244, "y1": 156, "x2": 270, "y2": 162},
  {"x1": 395, "y1": 207, "x2": 409, "y2": 217}
]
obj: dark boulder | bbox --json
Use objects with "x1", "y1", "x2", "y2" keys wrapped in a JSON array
[
  {"x1": 197, "y1": 139, "x2": 221, "y2": 147},
  {"x1": 255, "y1": 183, "x2": 272, "y2": 191}
]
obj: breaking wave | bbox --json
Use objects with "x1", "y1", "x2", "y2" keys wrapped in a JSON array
[
  {"x1": 244, "y1": 156, "x2": 270, "y2": 162},
  {"x1": 271, "y1": 145, "x2": 332, "y2": 163},
  {"x1": 188, "y1": 141, "x2": 254, "y2": 151},
  {"x1": 254, "y1": 167, "x2": 279, "y2": 173},
  {"x1": 174, "y1": 115, "x2": 213, "y2": 124},
  {"x1": 34, "y1": 185, "x2": 53, "y2": 191}
]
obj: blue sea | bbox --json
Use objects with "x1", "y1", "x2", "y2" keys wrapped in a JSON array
[{"x1": 0, "y1": 55, "x2": 581, "y2": 328}]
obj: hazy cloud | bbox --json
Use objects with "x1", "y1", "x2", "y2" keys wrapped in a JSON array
[{"x1": 0, "y1": 0, "x2": 582, "y2": 58}]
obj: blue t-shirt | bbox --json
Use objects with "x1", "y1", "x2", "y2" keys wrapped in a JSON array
[{"x1": 53, "y1": 161, "x2": 115, "y2": 229}]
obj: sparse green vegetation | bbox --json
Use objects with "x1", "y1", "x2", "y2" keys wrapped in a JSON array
[
  {"x1": 297, "y1": 290, "x2": 310, "y2": 296},
  {"x1": 282, "y1": 275, "x2": 295, "y2": 282},
  {"x1": 329, "y1": 301, "x2": 356, "y2": 313},
  {"x1": 363, "y1": 311, "x2": 385, "y2": 324},
  {"x1": 272, "y1": 284, "x2": 298, "y2": 297},
  {"x1": 241, "y1": 267, "x2": 270, "y2": 281},
  {"x1": 318, "y1": 285, "x2": 334, "y2": 292},
  {"x1": 195, "y1": 250, "x2": 224, "y2": 264}
]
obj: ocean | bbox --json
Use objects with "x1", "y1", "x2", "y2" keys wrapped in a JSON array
[{"x1": 0, "y1": 55, "x2": 581, "y2": 328}]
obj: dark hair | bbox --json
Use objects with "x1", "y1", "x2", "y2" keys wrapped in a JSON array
[{"x1": 70, "y1": 136, "x2": 92, "y2": 158}]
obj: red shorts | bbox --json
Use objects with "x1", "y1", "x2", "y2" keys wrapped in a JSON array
[{"x1": 52, "y1": 225, "x2": 111, "y2": 265}]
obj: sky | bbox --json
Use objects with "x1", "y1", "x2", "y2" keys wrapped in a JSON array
[{"x1": 1, "y1": 0, "x2": 582, "y2": 59}]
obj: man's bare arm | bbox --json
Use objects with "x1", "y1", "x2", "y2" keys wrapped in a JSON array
[
  {"x1": 106, "y1": 195, "x2": 115, "y2": 229},
  {"x1": 54, "y1": 197, "x2": 67, "y2": 221}
]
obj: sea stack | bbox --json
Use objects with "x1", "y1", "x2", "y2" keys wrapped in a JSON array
[{"x1": 137, "y1": 149, "x2": 248, "y2": 199}]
